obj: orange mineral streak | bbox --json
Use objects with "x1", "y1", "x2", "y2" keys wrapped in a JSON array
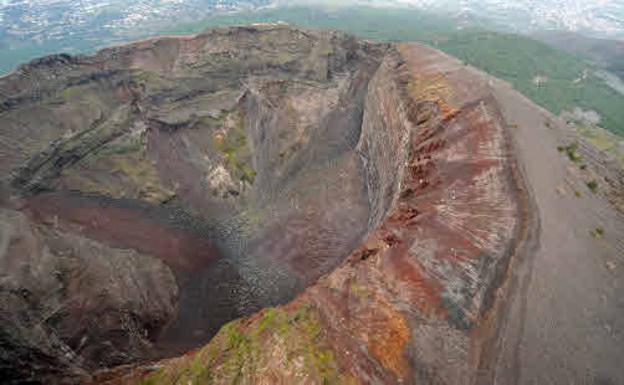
[
  {"x1": 366, "y1": 298, "x2": 411, "y2": 380},
  {"x1": 407, "y1": 73, "x2": 458, "y2": 119}
]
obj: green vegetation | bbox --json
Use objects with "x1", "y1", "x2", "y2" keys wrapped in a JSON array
[
  {"x1": 210, "y1": 110, "x2": 256, "y2": 185},
  {"x1": 557, "y1": 142, "x2": 582, "y2": 163},
  {"x1": 434, "y1": 32, "x2": 624, "y2": 136},
  {"x1": 139, "y1": 303, "x2": 341, "y2": 385},
  {"x1": 590, "y1": 227, "x2": 605, "y2": 238},
  {"x1": 575, "y1": 123, "x2": 624, "y2": 168},
  {"x1": 586, "y1": 180, "x2": 599, "y2": 193}
]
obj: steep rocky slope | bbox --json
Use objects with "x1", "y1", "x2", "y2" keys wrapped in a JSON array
[{"x1": 1, "y1": 25, "x2": 621, "y2": 385}]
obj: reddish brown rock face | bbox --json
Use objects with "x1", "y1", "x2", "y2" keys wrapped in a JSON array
[
  {"x1": 0, "y1": 26, "x2": 529, "y2": 384},
  {"x1": 302, "y1": 44, "x2": 527, "y2": 384}
]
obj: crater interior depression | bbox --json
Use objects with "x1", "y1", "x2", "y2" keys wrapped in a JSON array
[{"x1": 1, "y1": 25, "x2": 538, "y2": 384}]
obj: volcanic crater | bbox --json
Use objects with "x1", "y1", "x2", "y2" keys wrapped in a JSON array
[{"x1": 0, "y1": 25, "x2": 568, "y2": 385}]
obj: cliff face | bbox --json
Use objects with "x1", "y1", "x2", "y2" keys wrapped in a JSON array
[{"x1": 0, "y1": 26, "x2": 527, "y2": 384}]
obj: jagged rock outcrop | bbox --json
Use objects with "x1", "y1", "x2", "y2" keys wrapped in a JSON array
[{"x1": 0, "y1": 25, "x2": 528, "y2": 384}]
